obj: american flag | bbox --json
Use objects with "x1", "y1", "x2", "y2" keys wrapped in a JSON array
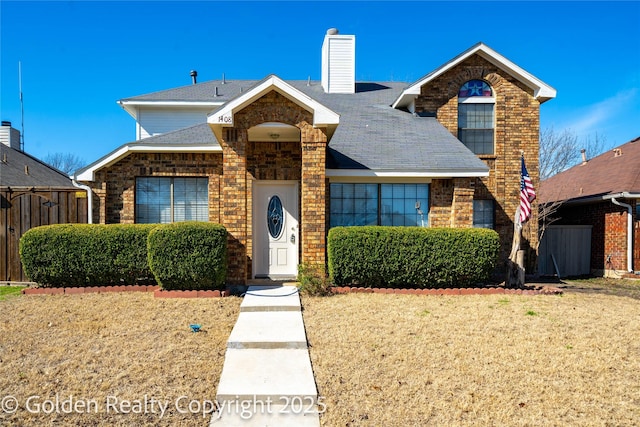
[{"x1": 519, "y1": 156, "x2": 536, "y2": 223}]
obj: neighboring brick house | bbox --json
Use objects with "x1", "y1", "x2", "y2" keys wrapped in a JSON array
[
  {"x1": 76, "y1": 31, "x2": 555, "y2": 284},
  {"x1": 539, "y1": 137, "x2": 640, "y2": 277}
]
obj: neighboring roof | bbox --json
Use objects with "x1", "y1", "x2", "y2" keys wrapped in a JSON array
[
  {"x1": 0, "y1": 144, "x2": 77, "y2": 189},
  {"x1": 75, "y1": 123, "x2": 221, "y2": 181},
  {"x1": 539, "y1": 137, "x2": 640, "y2": 204},
  {"x1": 392, "y1": 42, "x2": 557, "y2": 110}
]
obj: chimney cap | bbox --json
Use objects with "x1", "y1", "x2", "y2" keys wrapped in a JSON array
[
  {"x1": 326, "y1": 28, "x2": 339, "y2": 35},
  {"x1": 1, "y1": 120, "x2": 11, "y2": 127},
  {"x1": 190, "y1": 70, "x2": 198, "y2": 77}
]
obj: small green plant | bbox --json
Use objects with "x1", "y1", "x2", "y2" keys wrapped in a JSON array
[
  {"x1": 418, "y1": 309, "x2": 431, "y2": 316},
  {"x1": 297, "y1": 263, "x2": 333, "y2": 296},
  {"x1": 565, "y1": 344, "x2": 573, "y2": 350},
  {"x1": 498, "y1": 298, "x2": 510, "y2": 305},
  {"x1": 525, "y1": 310, "x2": 538, "y2": 316},
  {"x1": 0, "y1": 286, "x2": 25, "y2": 301}
]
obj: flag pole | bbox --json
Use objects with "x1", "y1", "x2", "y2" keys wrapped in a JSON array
[{"x1": 506, "y1": 151, "x2": 526, "y2": 288}]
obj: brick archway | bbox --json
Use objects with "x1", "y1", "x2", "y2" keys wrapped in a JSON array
[{"x1": 219, "y1": 90, "x2": 328, "y2": 284}]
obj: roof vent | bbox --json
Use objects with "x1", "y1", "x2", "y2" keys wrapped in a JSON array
[
  {"x1": 613, "y1": 148, "x2": 623, "y2": 157},
  {"x1": 190, "y1": 70, "x2": 198, "y2": 85},
  {"x1": 580, "y1": 148, "x2": 587, "y2": 165},
  {"x1": 326, "y1": 28, "x2": 339, "y2": 35}
]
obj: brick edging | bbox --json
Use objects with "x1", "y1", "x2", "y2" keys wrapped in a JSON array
[
  {"x1": 20, "y1": 285, "x2": 230, "y2": 298},
  {"x1": 22, "y1": 285, "x2": 160, "y2": 296},
  {"x1": 21, "y1": 285, "x2": 562, "y2": 297},
  {"x1": 153, "y1": 289, "x2": 228, "y2": 298},
  {"x1": 330, "y1": 286, "x2": 563, "y2": 296}
]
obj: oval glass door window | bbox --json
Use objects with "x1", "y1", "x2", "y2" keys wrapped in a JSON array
[{"x1": 267, "y1": 196, "x2": 284, "y2": 239}]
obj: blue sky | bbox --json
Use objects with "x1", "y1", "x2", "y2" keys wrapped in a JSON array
[{"x1": 1, "y1": 1, "x2": 639, "y2": 167}]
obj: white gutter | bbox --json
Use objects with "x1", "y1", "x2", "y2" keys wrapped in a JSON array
[
  {"x1": 610, "y1": 195, "x2": 634, "y2": 272},
  {"x1": 72, "y1": 179, "x2": 93, "y2": 224}
]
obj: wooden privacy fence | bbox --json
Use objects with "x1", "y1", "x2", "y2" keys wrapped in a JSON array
[
  {"x1": 0, "y1": 188, "x2": 88, "y2": 282},
  {"x1": 538, "y1": 225, "x2": 592, "y2": 277}
]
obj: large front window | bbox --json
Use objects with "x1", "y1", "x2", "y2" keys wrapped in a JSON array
[
  {"x1": 330, "y1": 183, "x2": 429, "y2": 227},
  {"x1": 135, "y1": 177, "x2": 208, "y2": 223},
  {"x1": 458, "y1": 80, "x2": 495, "y2": 155}
]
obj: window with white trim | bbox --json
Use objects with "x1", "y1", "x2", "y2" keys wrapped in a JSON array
[
  {"x1": 458, "y1": 80, "x2": 495, "y2": 155},
  {"x1": 135, "y1": 177, "x2": 208, "y2": 223}
]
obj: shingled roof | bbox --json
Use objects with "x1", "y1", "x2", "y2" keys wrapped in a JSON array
[
  {"x1": 115, "y1": 78, "x2": 489, "y2": 176},
  {"x1": 539, "y1": 137, "x2": 640, "y2": 204},
  {"x1": 0, "y1": 144, "x2": 76, "y2": 189}
]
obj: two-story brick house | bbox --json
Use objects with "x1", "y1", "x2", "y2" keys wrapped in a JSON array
[{"x1": 75, "y1": 31, "x2": 555, "y2": 284}]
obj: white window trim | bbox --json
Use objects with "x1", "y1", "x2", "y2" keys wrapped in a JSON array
[{"x1": 458, "y1": 96, "x2": 496, "y2": 104}]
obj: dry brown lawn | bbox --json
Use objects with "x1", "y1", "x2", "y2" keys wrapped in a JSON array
[
  {"x1": 2, "y1": 281, "x2": 640, "y2": 426},
  {"x1": 303, "y1": 290, "x2": 640, "y2": 426},
  {"x1": 0, "y1": 292, "x2": 241, "y2": 426}
]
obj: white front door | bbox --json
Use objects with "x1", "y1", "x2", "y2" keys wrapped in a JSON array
[{"x1": 253, "y1": 181, "x2": 299, "y2": 278}]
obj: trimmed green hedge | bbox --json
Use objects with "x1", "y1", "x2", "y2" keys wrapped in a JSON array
[
  {"x1": 328, "y1": 226, "x2": 500, "y2": 288},
  {"x1": 20, "y1": 224, "x2": 157, "y2": 287},
  {"x1": 147, "y1": 222, "x2": 227, "y2": 290}
]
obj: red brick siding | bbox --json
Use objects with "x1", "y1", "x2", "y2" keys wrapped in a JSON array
[{"x1": 554, "y1": 202, "x2": 629, "y2": 271}]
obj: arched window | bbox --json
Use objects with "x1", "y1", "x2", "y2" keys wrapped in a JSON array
[{"x1": 458, "y1": 80, "x2": 495, "y2": 155}]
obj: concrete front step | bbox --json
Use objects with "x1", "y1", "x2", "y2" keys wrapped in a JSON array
[
  {"x1": 216, "y1": 348, "x2": 317, "y2": 403},
  {"x1": 210, "y1": 404, "x2": 321, "y2": 426},
  {"x1": 240, "y1": 286, "x2": 301, "y2": 312},
  {"x1": 227, "y1": 311, "x2": 308, "y2": 349}
]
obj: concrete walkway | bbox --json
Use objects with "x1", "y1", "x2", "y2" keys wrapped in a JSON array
[{"x1": 210, "y1": 285, "x2": 321, "y2": 426}]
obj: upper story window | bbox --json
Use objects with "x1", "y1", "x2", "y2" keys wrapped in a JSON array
[{"x1": 458, "y1": 80, "x2": 495, "y2": 155}]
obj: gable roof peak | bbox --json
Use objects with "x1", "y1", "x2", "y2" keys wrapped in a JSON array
[
  {"x1": 392, "y1": 42, "x2": 556, "y2": 110},
  {"x1": 207, "y1": 74, "x2": 340, "y2": 129}
]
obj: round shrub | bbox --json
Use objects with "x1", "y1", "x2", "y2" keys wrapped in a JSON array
[{"x1": 147, "y1": 222, "x2": 227, "y2": 290}]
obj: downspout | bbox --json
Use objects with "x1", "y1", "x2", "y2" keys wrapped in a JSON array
[
  {"x1": 610, "y1": 196, "x2": 632, "y2": 272},
  {"x1": 72, "y1": 179, "x2": 93, "y2": 224}
]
